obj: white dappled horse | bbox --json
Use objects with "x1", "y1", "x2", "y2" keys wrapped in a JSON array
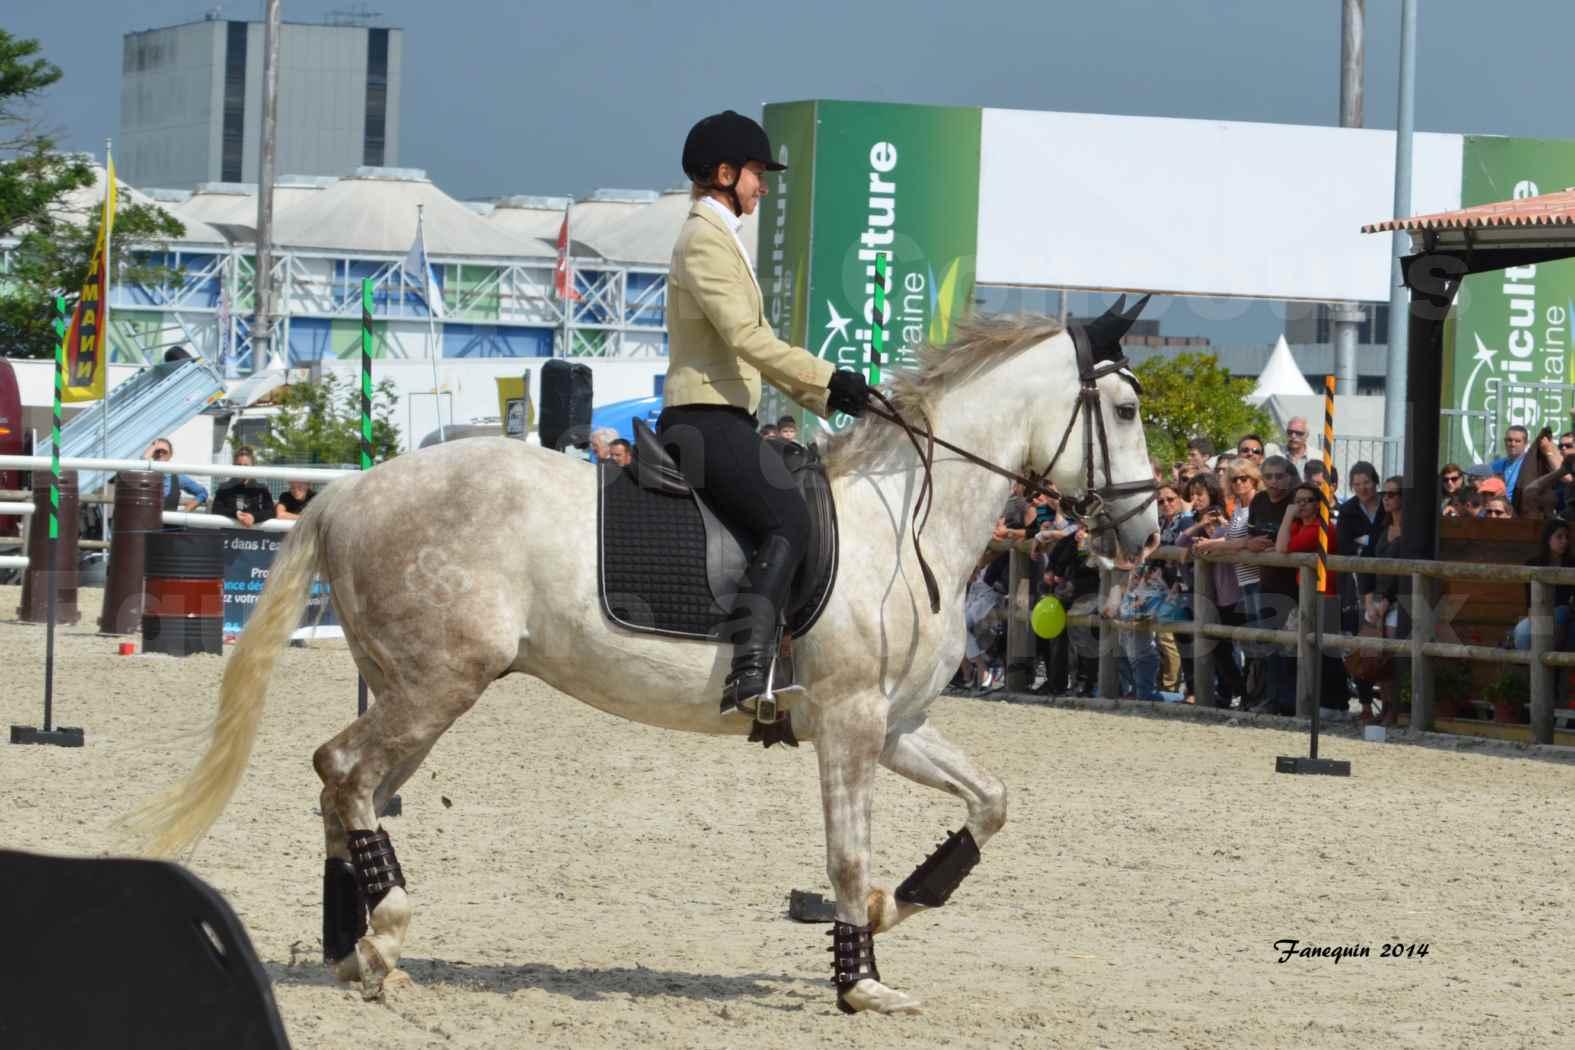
[{"x1": 132, "y1": 304, "x2": 1159, "y2": 1015}]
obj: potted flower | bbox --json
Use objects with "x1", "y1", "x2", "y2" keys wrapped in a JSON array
[
  {"x1": 1481, "y1": 668, "x2": 1530, "y2": 724},
  {"x1": 1413, "y1": 662, "x2": 1472, "y2": 721}
]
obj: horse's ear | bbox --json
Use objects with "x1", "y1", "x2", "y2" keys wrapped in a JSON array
[{"x1": 1085, "y1": 294, "x2": 1152, "y2": 358}]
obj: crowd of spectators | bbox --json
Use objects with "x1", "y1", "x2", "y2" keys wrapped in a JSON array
[
  {"x1": 137, "y1": 437, "x2": 315, "y2": 528},
  {"x1": 955, "y1": 413, "x2": 1570, "y2": 723}
]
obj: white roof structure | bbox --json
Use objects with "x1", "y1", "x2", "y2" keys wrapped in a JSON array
[
  {"x1": 170, "y1": 176, "x2": 338, "y2": 233},
  {"x1": 1246, "y1": 334, "x2": 1316, "y2": 406},
  {"x1": 269, "y1": 167, "x2": 538, "y2": 257},
  {"x1": 27, "y1": 158, "x2": 225, "y2": 246},
  {"x1": 592, "y1": 190, "x2": 761, "y2": 265},
  {"x1": 566, "y1": 195, "x2": 657, "y2": 259},
  {"x1": 483, "y1": 196, "x2": 572, "y2": 257}
]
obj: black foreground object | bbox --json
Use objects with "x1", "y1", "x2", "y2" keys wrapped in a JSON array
[
  {"x1": 0, "y1": 849, "x2": 290, "y2": 1050},
  {"x1": 896, "y1": 826, "x2": 980, "y2": 907}
]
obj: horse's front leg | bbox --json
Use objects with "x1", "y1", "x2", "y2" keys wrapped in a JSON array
[
  {"x1": 865, "y1": 717, "x2": 1004, "y2": 934},
  {"x1": 814, "y1": 693, "x2": 920, "y2": 1015}
]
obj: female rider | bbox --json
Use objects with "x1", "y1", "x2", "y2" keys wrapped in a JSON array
[{"x1": 659, "y1": 111, "x2": 870, "y2": 712}]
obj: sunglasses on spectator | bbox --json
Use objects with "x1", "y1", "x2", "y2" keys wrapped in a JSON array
[
  {"x1": 1442, "y1": 473, "x2": 1462, "y2": 483},
  {"x1": 1230, "y1": 475, "x2": 1254, "y2": 484},
  {"x1": 1238, "y1": 446, "x2": 1263, "y2": 455},
  {"x1": 1382, "y1": 490, "x2": 1402, "y2": 499}
]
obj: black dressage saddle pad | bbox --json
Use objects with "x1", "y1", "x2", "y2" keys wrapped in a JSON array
[
  {"x1": 0, "y1": 849, "x2": 290, "y2": 1050},
  {"x1": 598, "y1": 423, "x2": 838, "y2": 641}
]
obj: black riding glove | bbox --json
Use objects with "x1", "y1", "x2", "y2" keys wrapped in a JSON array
[{"x1": 826, "y1": 369, "x2": 872, "y2": 418}]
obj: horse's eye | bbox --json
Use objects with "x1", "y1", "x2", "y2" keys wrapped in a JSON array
[{"x1": 1116, "y1": 404, "x2": 1137, "y2": 421}]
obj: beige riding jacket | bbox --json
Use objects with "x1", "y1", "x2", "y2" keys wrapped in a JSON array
[{"x1": 664, "y1": 201, "x2": 834, "y2": 417}]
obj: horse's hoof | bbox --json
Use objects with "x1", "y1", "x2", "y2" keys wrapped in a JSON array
[
  {"x1": 354, "y1": 938, "x2": 394, "y2": 1001},
  {"x1": 381, "y1": 968, "x2": 416, "y2": 995},
  {"x1": 839, "y1": 978, "x2": 922, "y2": 1015}
]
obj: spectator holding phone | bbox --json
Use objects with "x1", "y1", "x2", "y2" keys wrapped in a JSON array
[{"x1": 211, "y1": 446, "x2": 276, "y2": 528}]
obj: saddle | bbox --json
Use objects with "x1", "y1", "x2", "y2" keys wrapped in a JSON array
[{"x1": 597, "y1": 418, "x2": 839, "y2": 644}]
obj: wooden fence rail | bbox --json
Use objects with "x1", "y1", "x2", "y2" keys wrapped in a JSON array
[{"x1": 995, "y1": 542, "x2": 1568, "y2": 743}]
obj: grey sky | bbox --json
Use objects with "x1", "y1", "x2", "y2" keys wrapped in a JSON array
[
  {"x1": 11, "y1": 0, "x2": 1572, "y2": 200},
  {"x1": 7, "y1": 1, "x2": 1573, "y2": 341}
]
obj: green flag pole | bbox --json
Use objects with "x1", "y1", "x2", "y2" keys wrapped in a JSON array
[
  {"x1": 12, "y1": 297, "x2": 84, "y2": 746},
  {"x1": 355, "y1": 279, "x2": 398, "y2": 815},
  {"x1": 357, "y1": 278, "x2": 372, "y2": 718}
]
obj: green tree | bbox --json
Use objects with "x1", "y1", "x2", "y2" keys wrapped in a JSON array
[
  {"x1": 0, "y1": 30, "x2": 185, "y2": 357},
  {"x1": 1134, "y1": 352, "x2": 1280, "y2": 466},
  {"x1": 256, "y1": 373, "x2": 402, "y2": 466}
]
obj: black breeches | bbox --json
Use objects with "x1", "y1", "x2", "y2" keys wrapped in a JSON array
[{"x1": 656, "y1": 404, "x2": 810, "y2": 570}]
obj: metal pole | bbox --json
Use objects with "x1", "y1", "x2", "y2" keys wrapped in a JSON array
[
  {"x1": 252, "y1": 0, "x2": 282, "y2": 374},
  {"x1": 1381, "y1": 0, "x2": 1418, "y2": 477},
  {"x1": 1332, "y1": 0, "x2": 1365, "y2": 395}
]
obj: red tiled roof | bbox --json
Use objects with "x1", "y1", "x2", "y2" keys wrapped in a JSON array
[{"x1": 1363, "y1": 188, "x2": 1575, "y2": 233}]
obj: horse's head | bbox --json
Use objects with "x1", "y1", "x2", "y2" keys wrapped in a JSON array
[{"x1": 1030, "y1": 296, "x2": 1161, "y2": 561}]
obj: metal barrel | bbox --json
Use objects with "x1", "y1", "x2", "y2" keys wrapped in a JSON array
[
  {"x1": 17, "y1": 469, "x2": 80, "y2": 625},
  {"x1": 141, "y1": 530, "x2": 224, "y2": 656},
  {"x1": 99, "y1": 471, "x2": 165, "y2": 635}
]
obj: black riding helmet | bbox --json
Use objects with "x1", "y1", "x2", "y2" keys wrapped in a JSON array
[{"x1": 682, "y1": 111, "x2": 786, "y2": 216}]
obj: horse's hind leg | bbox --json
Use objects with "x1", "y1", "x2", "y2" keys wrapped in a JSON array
[
  {"x1": 866, "y1": 718, "x2": 1005, "y2": 934},
  {"x1": 320, "y1": 735, "x2": 438, "y2": 983},
  {"x1": 314, "y1": 622, "x2": 514, "y2": 998}
]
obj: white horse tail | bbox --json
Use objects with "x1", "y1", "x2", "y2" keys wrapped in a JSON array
[{"x1": 131, "y1": 481, "x2": 347, "y2": 858}]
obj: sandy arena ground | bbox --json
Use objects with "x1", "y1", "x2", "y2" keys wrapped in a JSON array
[{"x1": 3, "y1": 584, "x2": 1574, "y2": 1049}]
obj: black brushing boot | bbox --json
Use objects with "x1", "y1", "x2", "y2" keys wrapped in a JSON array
[{"x1": 722, "y1": 534, "x2": 798, "y2": 714}]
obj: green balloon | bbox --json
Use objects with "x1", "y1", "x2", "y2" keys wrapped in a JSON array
[{"x1": 1031, "y1": 595, "x2": 1067, "y2": 639}]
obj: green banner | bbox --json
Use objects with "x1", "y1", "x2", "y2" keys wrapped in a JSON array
[
  {"x1": 1448, "y1": 136, "x2": 1575, "y2": 464},
  {"x1": 759, "y1": 100, "x2": 982, "y2": 433}
]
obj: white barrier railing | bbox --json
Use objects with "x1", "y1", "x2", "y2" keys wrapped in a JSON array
[
  {"x1": 161, "y1": 512, "x2": 295, "y2": 532},
  {"x1": 0, "y1": 455, "x2": 351, "y2": 485},
  {"x1": 0, "y1": 455, "x2": 324, "y2": 575}
]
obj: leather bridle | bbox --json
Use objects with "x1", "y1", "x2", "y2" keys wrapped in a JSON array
[
  {"x1": 1042, "y1": 322, "x2": 1161, "y2": 540},
  {"x1": 864, "y1": 298, "x2": 1159, "y2": 615}
]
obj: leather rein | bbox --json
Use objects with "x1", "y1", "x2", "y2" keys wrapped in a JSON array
[{"x1": 864, "y1": 326, "x2": 1159, "y2": 615}]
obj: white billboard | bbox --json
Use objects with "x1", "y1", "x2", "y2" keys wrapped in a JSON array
[{"x1": 977, "y1": 108, "x2": 1464, "y2": 302}]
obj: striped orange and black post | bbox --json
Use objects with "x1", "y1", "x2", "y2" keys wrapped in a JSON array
[{"x1": 1275, "y1": 374, "x2": 1351, "y2": 776}]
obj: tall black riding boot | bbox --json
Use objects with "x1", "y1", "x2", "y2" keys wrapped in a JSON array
[{"x1": 722, "y1": 534, "x2": 799, "y2": 713}]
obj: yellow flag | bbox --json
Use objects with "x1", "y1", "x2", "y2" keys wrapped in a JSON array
[{"x1": 62, "y1": 156, "x2": 117, "y2": 403}]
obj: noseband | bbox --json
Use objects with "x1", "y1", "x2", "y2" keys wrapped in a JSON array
[{"x1": 862, "y1": 321, "x2": 1159, "y2": 615}]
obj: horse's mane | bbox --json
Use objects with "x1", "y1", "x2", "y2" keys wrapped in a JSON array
[{"x1": 822, "y1": 314, "x2": 1064, "y2": 478}]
